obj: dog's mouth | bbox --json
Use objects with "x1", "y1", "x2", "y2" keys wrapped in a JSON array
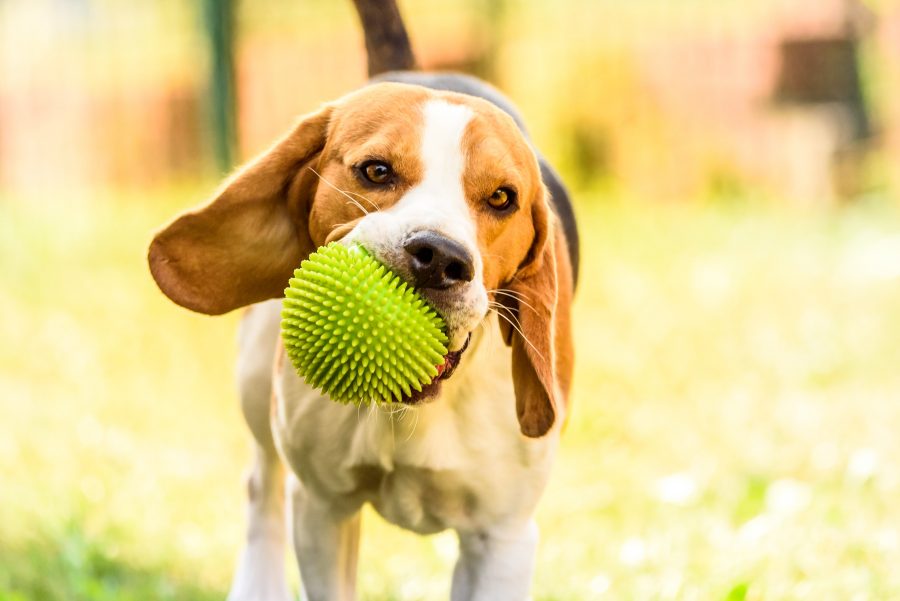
[{"x1": 400, "y1": 334, "x2": 470, "y2": 405}]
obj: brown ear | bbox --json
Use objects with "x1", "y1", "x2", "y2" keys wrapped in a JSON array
[
  {"x1": 148, "y1": 106, "x2": 332, "y2": 315},
  {"x1": 499, "y1": 204, "x2": 574, "y2": 438}
]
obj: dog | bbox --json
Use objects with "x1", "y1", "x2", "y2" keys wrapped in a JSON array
[{"x1": 148, "y1": 4, "x2": 578, "y2": 600}]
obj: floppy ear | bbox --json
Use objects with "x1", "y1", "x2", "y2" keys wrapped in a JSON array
[
  {"x1": 148, "y1": 106, "x2": 332, "y2": 315},
  {"x1": 499, "y1": 198, "x2": 574, "y2": 438}
]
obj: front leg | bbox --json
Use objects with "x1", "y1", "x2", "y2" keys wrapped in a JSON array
[
  {"x1": 227, "y1": 444, "x2": 292, "y2": 601},
  {"x1": 289, "y1": 476, "x2": 362, "y2": 601},
  {"x1": 451, "y1": 521, "x2": 539, "y2": 601}
]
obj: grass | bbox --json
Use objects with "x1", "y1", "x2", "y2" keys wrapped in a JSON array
[{"x1": 1, "y1": 188, "x2": 899, "y2": 600}]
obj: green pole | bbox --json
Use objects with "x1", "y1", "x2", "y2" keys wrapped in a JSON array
[{"x1": 203, "y1": 0, "x2": 237, "y2": 173}]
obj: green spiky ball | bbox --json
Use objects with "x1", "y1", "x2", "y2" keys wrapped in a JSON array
[{"x1": 281, "y1": 242, "x2": 449, "y2": 405}]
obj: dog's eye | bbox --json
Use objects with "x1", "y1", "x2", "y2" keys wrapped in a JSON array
[
  {"x1": 487, "y1": 187, "x2": 516, "y2": 211},
  {"x1": 360, "y1": 160, "x2": 393, "y2": 185}
]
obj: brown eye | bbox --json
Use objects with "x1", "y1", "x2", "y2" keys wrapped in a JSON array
[
  {"x1": 360, "y1": 160, "x2": 393, "y2": 185},
  {"x1": 487, "y1": 187, "x2": 516, "y2": 211}
]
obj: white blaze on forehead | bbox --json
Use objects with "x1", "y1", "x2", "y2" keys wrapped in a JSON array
[
  {"x1": 391, "y1": 100, "x2": 478, "y2": 250},
  {"x1": 419, "y1": 100, "x2": 473, "y2": 200}
]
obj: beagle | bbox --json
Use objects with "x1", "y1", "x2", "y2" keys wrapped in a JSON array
[{"x1": 149, "y1": 73, "x2": 578, "y2": 601}]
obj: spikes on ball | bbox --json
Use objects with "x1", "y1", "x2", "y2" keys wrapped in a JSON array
[{"x1": 281, "y1": 242, "x2": 449, "y2": 405}]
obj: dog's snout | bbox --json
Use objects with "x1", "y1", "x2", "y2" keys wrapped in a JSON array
[{"x1": 404, "y1": 231, "x2": 475, "y2": 290}]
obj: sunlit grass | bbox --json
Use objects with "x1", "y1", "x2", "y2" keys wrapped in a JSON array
[{"x1": 1, "y1": 190, "x2": 899, "y2": 600}]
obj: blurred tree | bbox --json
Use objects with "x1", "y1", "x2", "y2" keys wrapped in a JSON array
[
  {"x1": 468, "y1": 0, "x2": 507, "y2": 81},
  {"x1": 203, "y1": 0, "x2": 237, "y2": 173}
]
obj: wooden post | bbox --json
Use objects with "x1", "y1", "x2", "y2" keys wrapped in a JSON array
[{"x1": 203, "y1": 0, "x2": 237, "y2": 173}]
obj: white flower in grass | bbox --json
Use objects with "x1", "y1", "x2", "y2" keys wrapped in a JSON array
[
  {"x1": 738, "y1": 514, "x2": 772, "y2": 545},
  {"x1": 590, "y1": 573, "x2": 611, "y2": 595},
  {"x1": 765, "y1": 478, "x2": 812, "y2": 515},
  {"x1": 619, "y1": 537, "x2": 647, "y2": 566},
  {"x1": 873, "y1": 528, "x2": 899, "y2": 552},
  {"x1": 847, "y1": 447, "x2": 880, "y2": 482},
  {"x1": 655, "y1": 472, "x2": 698, "y2": 506}
]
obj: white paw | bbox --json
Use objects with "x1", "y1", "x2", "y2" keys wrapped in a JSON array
[{"x1": 227, "y1": 541, "x2": 294, "y2": 601}]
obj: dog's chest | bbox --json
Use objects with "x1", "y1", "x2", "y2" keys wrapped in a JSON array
[{"x1": 274, "y1": 330, "x2": 557, "y2": 534}]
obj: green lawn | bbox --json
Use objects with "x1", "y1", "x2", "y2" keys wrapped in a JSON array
[{"x1": 2, "y1": 189, "x2": 899, "y2": 600}]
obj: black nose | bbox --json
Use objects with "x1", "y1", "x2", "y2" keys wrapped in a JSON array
[{"x1": 403, "y1": 231, "x2": 475, "y2": 290}]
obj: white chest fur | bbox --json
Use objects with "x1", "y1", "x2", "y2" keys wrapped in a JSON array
[{"x1": 272, "y1": 314, "x2": 559, "y2": 535}]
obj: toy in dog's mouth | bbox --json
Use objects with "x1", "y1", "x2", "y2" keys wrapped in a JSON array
[
  {"x1": 401, "y1": 334, "x2": 470, "y2": 405},
  {"x1": 282, "y1": 243, "x2": 481, "y2": 407}
]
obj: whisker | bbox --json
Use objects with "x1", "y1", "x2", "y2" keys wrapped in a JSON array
[
  {"x1": 487, "y1": 301, "x2": 527, "y2": 337},
  {"x1": 488, "y1": 287, "x2": 534, "y2": 304},
  {"x1": 489, "y1": 300, "x2": 524, "y2": 335},
  {"x1": 404, "y1": 406, "x2": 419, "y2": 441},
  {"x1": 388, "y1": 400, "x2": 396, "y2": 443},
  {"x1": 359, "y1": 401, "x2": 374, "y2": 429},
  {"x1": 383, "y1": 401, "x2": 406, "y2": 417},
  {"x1": 488, "y1": 290, "x2": 538, "y2": 314},
  {"x1": 491, "y1": 306, "x2": 544, "y2": 360},
  {"x1": 488, "y1": 287, "x2": 529, "y2": 299},
  {"x1": 493, "y1": 307, "x2": 539, "y2": 356},
  {"x1": 308, "y1": 167, "x2": 369, "y2": 216},
  {"x1": 328, "y1": 219, "x2": 361, "y2": 233},
  {"x1": 487, "y1": 300, "x2": 524, "y2": 325},
  {"x1": 343, "y1": 189, "x2": 381, "y2": 212}
]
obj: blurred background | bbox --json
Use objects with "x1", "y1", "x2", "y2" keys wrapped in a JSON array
[{"x1": 1, "y1": 0, "x2": 899, "y2": 599}]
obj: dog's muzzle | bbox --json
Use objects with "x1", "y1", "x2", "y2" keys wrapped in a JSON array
[{"x1": 400, "y1": 333, "x2": 471, "y2": 405}]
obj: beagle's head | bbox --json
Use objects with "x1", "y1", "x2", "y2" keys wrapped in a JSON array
[{"x1": 149, "y1": 82, "x2": 572, "y2": 437}]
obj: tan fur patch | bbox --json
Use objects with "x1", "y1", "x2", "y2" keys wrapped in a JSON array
[
  {"x1": 307, "y1": 85, "x2": 430, "y2": 246},
  {"x1": 459, "y1": 98, "x2": 546, "y2": 293}
]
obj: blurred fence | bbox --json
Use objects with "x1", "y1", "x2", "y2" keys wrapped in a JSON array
[{"x1": 1, "y1": 0, "x2": 898, "y2": 204}]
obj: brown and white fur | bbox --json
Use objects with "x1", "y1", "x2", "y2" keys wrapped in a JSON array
[{"x1": 148, "y1": 74, "x2": 576, "y2": 601}]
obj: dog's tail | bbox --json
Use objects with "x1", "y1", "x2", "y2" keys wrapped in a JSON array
[{"x1": 351, "y1": 0, "x2": 416, "y2": 77}]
